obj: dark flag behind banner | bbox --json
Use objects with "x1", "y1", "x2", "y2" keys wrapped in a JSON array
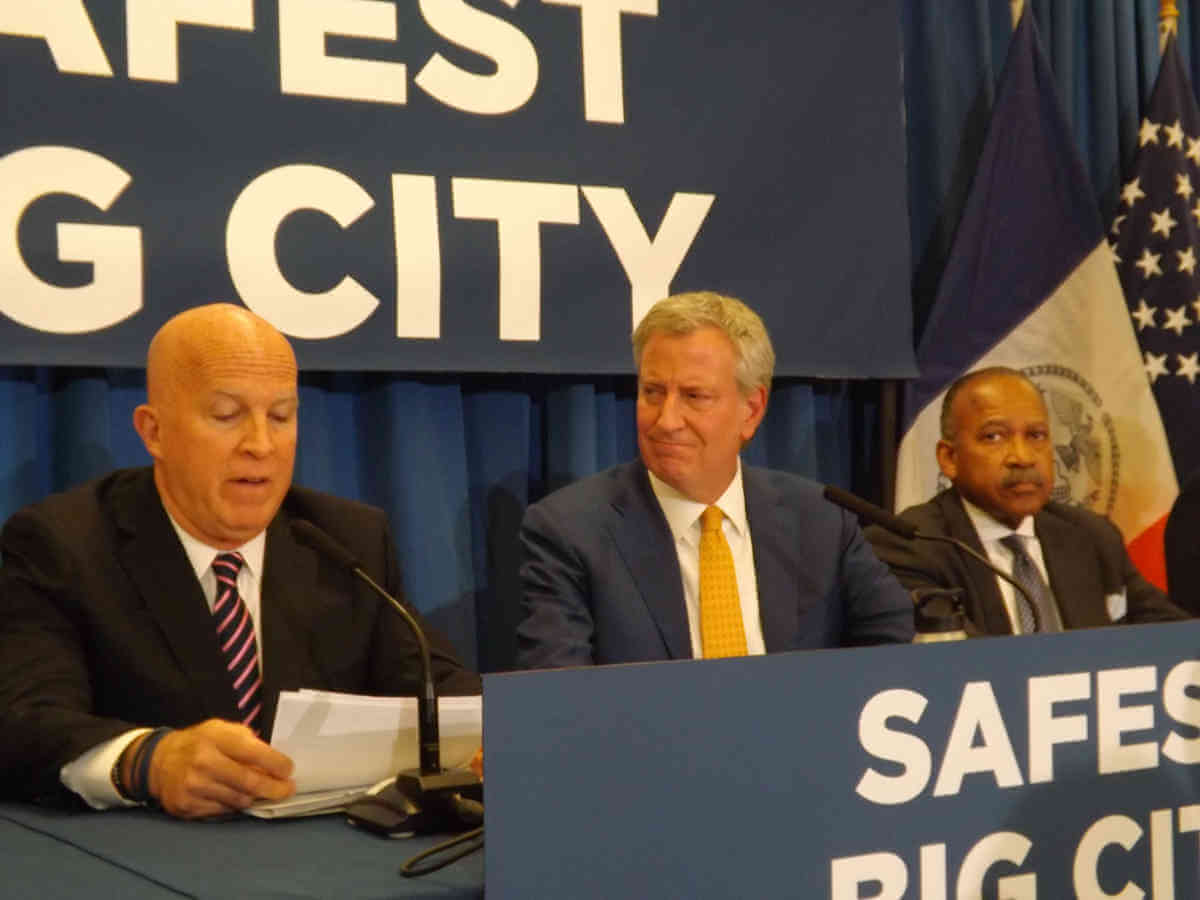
[
  {"x1": 0, "y1": 1, "x2": 915, "y2": 377},
  {"x1": 894, "y1": 10, "x2": 1177, "y2": 588},
  {"x1": 1113, "y1": 35, "x2": 1200, "y2": 485}
]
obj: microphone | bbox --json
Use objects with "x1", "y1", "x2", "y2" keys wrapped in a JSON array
[
  {"x1": 290, "y1": 519, "x2": 481, "y2": 836},
  {"x1": 290, "y1": 518, "x2": 361, "y2": 570},
  {"x1": 291, "y1": 519, "x2": 439, "y2": 774},
  {"x1": 822, "y1": 484, "x2": 919, "y2": 540},
  {"x1": 821, "y1": 485, "x2": 1041, "y2": 632}
]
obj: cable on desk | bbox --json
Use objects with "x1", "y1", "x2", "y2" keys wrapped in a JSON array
[{"x1": 400, "y1": 826, "x2": 483, "y2": 877}]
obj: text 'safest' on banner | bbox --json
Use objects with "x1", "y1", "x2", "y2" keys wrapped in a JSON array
[
  {"x1": 0, "y1": 2, "x2": 914, "y2": 376},
  {"x1": 485, "y1": 624, "x2": 1200, "y2": 898}
]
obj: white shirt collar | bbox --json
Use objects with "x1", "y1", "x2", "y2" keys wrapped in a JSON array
[
  {"x1": 647, "y1": 459, "x2": 749, "y2": 544},
  {"x1": 165, "y1": 512, "x2": 267, "y2": 582},
  {"x1": 959, "y1": 493, "x2": 1036, "y2": 544}
]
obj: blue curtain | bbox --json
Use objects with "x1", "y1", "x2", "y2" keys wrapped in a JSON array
[
  {"x1": 2, "y1": 0, "x2": 1189, "y2": 672},
  {"x1": 0, "y1": 365, "x2": 872, "y2": 673},
  {"x1": 904, "y1": 0, "x2": 1192, "y2": 341}
]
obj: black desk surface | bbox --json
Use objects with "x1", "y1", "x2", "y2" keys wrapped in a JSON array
[{"x1": 0, "y1": 803, "x2": 484, "y2": 899}]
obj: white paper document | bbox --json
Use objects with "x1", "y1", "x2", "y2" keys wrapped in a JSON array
[{"x1": 245, "y1": 691, "x2": 481, "y2": 819}]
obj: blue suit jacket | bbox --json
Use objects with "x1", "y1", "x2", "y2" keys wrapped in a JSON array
[{"x1": 516, "y1": 461, "x2": 913, "y2": 668}]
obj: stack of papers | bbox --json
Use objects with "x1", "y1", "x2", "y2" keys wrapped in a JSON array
[{"x1": 245, "y1": 690, "x2": 482, "y2": 819}]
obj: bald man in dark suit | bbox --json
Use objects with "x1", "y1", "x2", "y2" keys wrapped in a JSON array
[{"x1": 0, "y1": 305, "x2": 478, "y2": 817}]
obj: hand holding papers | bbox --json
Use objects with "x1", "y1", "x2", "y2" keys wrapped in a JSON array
[{"x1": 246, "y1": 690, "x2": 481, "y2": 819}]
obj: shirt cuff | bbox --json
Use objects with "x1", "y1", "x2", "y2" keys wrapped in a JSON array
[{"x1": 60, "y1": 728, "x2": 151, "y2": 810}]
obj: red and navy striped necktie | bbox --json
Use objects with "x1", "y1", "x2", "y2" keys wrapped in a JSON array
[{"x1": 212, "y1": 552, "x2": 263, "y2": 735}]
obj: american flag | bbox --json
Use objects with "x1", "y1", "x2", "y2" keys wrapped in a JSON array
[
  {"x1": 1113, "y1": 36, "x2": 1200, "y2": 483},
  {"x1": 897, "y1": 10, "x2": 1177, "y2": 588}
]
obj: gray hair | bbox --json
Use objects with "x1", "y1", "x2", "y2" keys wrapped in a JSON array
[{"x1": 632, "y1": 292, "x2": 775, "y2": 395}]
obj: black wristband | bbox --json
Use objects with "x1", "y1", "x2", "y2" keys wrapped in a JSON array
[
  {"x1": 110, "y1": 738, "x2": 140, "y2": 803},
  {"x1": 130, "y1": 727, "x2": 172, "y2": 804}
]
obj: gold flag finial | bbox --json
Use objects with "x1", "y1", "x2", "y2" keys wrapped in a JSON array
[
  {"x1": 1010, "y1": 0, "x2": 1024, "y2": 28},
  {"x1": 1161, "y1": 0, "x2": 1180, "y2": 51}
]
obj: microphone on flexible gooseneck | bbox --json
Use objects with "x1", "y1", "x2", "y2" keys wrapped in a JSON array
[
  {"x1": 290, "y1": 519, "x2": 439, "y2": 775},
  {"x1": 821, "y1": 484, "x2": 920, "y2": 540},
  {"x1": 820, "y1": 485, "x2": 1041, "y2": 632},
  {"x1": 289, "y1": 519, "x2": 481, "y2": 837}
]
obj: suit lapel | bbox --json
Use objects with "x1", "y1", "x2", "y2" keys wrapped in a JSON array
[
  {"x1": 258, "y1": 510, "x2": 320, "y2": 738},
  {"x1": 113, "y1": 472, "x2": 238, "y2": 722},
  {"x1": 938, "y1": 492, "x2": 1016, "y2": 635},
  {"x1": 609, "y1": 464, "x2": 692, "y2": 659},
  {"x1": 1035, "y1": 510, "x2": 1106, "y2": 628},
  {"x1": 743, "y1": 468, "x2": 794, "y2": 653}
]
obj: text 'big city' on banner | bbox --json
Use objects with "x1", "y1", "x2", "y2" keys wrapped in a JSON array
[{"x1": 0, "y1": 1, "x2": 914, "y2": 375}]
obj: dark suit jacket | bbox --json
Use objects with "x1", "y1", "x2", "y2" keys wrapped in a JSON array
[
  {"x1": 865, "y1": 489, "x2": 1185, "y2": 635},
  {"x1": 515, "y1": 461, "x2": 913, "y2": 668},
  {"x1": 1165, "y1": 468, "x2": 1200, "y2": 616},
  {"x1": 0, "y1": 468, "x2": 480, "y2": 802}
]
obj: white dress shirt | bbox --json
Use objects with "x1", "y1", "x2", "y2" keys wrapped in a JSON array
[
  {"x1": 961, "y1": 498, "x2": 1064, "y2": 634},
  {"x1": 647, "y1": 459, "x2": 766, "y2": 657},
  {"x1": 59, "y1": 516, "x2": 266, "y2": 809}
]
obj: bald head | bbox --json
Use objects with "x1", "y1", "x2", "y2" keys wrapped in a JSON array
[
  {"x1": 134, "y1": 304, "x2": 299, "y2": 549},
  {"x1": 146, "y1": 304, "x2": 297, "y2": 407}
]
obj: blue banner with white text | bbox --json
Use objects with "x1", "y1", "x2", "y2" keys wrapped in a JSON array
[
  {"x1": 0, "y1": 1, "x2": 913, "y2": 376},
  {"x1": 486, "y1": 623, "x2": 1200, "y2": 898}
]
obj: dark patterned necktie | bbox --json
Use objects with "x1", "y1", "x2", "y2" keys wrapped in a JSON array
[
  {"x1": 212, "y1": 552, "x2": 263, "y2": 735},
  {"x1": 999, "y1": 534, "x2": 1060, "y2": 634}
]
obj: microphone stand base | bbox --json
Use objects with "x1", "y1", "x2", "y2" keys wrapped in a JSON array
[{"x1": 346, "y1": 768, "x2": 482, "y2": 837}]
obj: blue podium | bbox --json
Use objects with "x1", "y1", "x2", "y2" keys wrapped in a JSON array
[{"x1": 484, "y1": 622, "x2": 1200, "y2": 898}]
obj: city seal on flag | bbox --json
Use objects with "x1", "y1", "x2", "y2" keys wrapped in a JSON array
[{"x1": 1023, "y1": 364, "x2": 1119, "y2": 517}]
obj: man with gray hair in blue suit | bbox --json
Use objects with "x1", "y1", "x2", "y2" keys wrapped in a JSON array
[{"x1": 516, "y1": 291, "x2": 913, "y2": 668}]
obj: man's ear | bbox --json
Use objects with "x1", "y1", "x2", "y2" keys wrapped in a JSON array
[
  {"x1": 739, "y1": 385, "x2": 768, "y2": 443},
  {"x1": 935, "y1": 438, "x2": 957, "y2": 481},
  {"x1": 132, "y1": 404, "x2": 163, "y2": 460}
]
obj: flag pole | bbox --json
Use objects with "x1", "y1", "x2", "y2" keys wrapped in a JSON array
[
  {"x1": 1161, "y1": 0, "x2": 1179, "y2": 52},
  {"x1": 1010, "y1": 0, "x2": 1024, "y2": 28}
]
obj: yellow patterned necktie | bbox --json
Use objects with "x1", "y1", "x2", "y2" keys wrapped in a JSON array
[{"x1": 699, "y1": 506, "x2": 747, "y2": 658}]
